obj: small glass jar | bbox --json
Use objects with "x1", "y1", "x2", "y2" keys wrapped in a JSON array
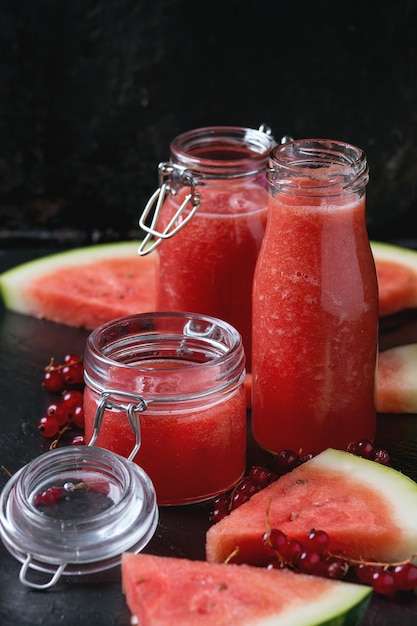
[
  {"x1": 0, "y1": 446, "x2": 158, "y2": 589},
  {"x1": 138, "y1": 125, "x2": 276, "y2": 371},
  {"x1": 83, "y1": 312, "x2": 247, "y2": 506}
]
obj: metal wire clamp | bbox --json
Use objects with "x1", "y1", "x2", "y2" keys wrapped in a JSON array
[
  {"x1": 138, "y1": 162, "x2": 201, "y2": 255},
  {"x1": 88, "y1": 390, "x2": 147, "y2": 461}
]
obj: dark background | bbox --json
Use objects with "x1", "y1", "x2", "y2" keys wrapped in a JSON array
[{"x1": 1, "y1": 0, "x2": 416, "y2": 246}]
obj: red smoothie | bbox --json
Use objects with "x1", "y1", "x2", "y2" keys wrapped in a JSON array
[
  {"x1": 157, "y1": 181, "x2": 267, "y2": 371},
  {"x1": 252, "y1": 185, "x2": 378, "y2": 454},
  {"x1": 84, "y1": 364, "x2": 246, "y2": 506}
]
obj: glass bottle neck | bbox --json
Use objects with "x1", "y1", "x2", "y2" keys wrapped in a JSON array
[{"x1": 267, "y1": 139, "x2": 369, "y2": 197}]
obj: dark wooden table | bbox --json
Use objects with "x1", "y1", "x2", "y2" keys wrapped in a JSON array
[{"x1": 0, "y1": 246, "x2": 416, "y2": 626}]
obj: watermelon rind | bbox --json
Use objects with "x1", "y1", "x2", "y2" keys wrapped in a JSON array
[
  {"x1": 370, "y1": 240, "x2": 417, "y2": 315},
  {"x1": 377, "y1": 343, "x2": 417, "y2": 413},
  {"x1": 371, "y1": 240, "x2": 417, "y2": 269},
  {"x1": 121, "y1": 553, "x2": 372, "y2": 626},
  {"x1": 0, "y1": 241, "x2": 146, "y2": 315},
  {"x1": 259, "y1": 582, "x2": 371, "y2": 626}
]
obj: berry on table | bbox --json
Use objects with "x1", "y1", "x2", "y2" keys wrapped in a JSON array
[
  {"x1": 38, "y1": 415, "x2": 59, "y2": 438},
  {"x1": 38, "y1": 353, "x2": 85, "y2": 446},
  {"x1": 42, "y1": 368, "x2": 64, "y2": 393}
]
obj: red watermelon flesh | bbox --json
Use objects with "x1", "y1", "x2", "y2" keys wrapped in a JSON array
[
  {"x1": 0, "y1": 242, "x2": 159, "y2": 329},
  {"x1": 206, "y1": 449, "x2": 417, "y2": 567},
  {"x1": 121, "y1": 552, "x2": 371, "y2": 626},
  {"x1": 371, "y1": 241, "x2": 417, "y2": 317},
  {"x1": 377, "y1": 343, "x2": 417, "y2": 413}
]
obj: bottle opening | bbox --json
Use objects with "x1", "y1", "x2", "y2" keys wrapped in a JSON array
[{"x1": 267, "y1": 138, "x2": 369, "y2": 196}]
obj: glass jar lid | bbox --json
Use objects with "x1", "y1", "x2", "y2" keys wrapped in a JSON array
[{"x1": 0, "y1": 446, "x2": 158, "y2": 589}]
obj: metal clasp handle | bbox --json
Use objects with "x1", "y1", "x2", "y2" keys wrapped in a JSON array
[
  {"x1": 138, "y1": 162, "x2": 201, "y2": 255},
  {"x1": 19, "y1": 554, "x2": 67, "y2": 589},
  {"x1": 87, "y1": 390, "x2": 147, "y2": 461}
]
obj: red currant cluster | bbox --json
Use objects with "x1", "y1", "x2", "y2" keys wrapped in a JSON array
[
  {"x1": 211, "y1": 466, "x2": 278, "y2": 523},
  {"x1": 262, "y1": 527, "x2": 417, "y2": 597},
  {"x1": 210, "y1": 439, "x2": 390, "y2": 524},
  {"x1": 38, "y1": 353, "x2": 86, "y2": 446},
  {"x1": 42, "y1": 353, "x2": 84, "y2": 392}
]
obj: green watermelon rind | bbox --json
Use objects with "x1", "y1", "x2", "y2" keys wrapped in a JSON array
[
  {"x1": 0, "y1": 241, "x2": 150, "y2": 315},
  {"x1": 370, "y1": 240, "x2": 417, "y2": 270},
  {"x1": 247, "y1": 579, "x2": 372, "y2": 626},
  {"x1": 377, "y1": 343, "x2": 417, "y2": 413},
  {"x1": 266, "y1": 583, "x2": 371, "y2": 626}
]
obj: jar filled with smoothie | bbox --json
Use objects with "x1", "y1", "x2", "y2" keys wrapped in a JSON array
[
  {"x1": 138, "y1": 125, "x2": 276, "y2": 371},
  {"x1": 252, "y1": 139, "x2": 378, "y2": 455},
  {"x1": 83, "y1": 312, "x2": 246, "y2": 505}
]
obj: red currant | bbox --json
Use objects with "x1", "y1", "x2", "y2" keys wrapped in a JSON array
[
  {"x1": 33, "y1": 486, "x2": 62, "y2": 506},
  {"x1": 42, "y1": 369, "x2": 64, "y2": 393},
  {"x1": 371, "y1": 568, "x2": 396, "y2": 596},
  {"x1": 248, "y1": 466, "x2": 277, "y2": 487},
  {"x1": 230, "y1": 481, "x2": 258, "y2": 509},
  {"x1": 63, "y1": 353, "x2": 82, "y2": 365},
  {"x1": 210, "y1": 496, "x2": 229, "y2": 522},
  {"x1": 71, "y1": 405, "x2": 85, "y2": 429},
  {"x1": 45, "y1": 402, "x2": 68, "y2": 427},
  {"x1": 392, "y1": 562, "x2": 417, "y2": 591},
  {"x1": 61, "y1": 389, "x2": 84, "y2": 412},
  {"x1": 280, "y1": 538, "x2": 304, "y2": 562},
  {"x1": 306, "y1": 529, "x2": 330, "y2": 552},
  {"x1": 38, "y1": 415, "x2": 59, "y2": 438},
  {"x1": 262, "y1": 529, "x2": 287, "y2": 553},
  {"x1": 324, "y1": 556, "x2": 349, "y2": 580},
  {"x1": 355, "y1": 563, "x2": 380, "y2": 585},
  {"x1": 62, "y1": 362, "x2": 84, "y2": 386},
  {"x1": 357, "y1": 438, "x2": 376, "y2": 460},
  {"x1": 374, "y1": 448, "x2": 390, "y2": 466},
  {"x1": 274, "y1": 449, "x2": 300, "y2": 474},
  {"x1": 297, "y1": 550, "x2": 323, "y2": 574}
]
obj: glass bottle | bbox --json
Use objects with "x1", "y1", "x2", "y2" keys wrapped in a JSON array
[
  {"x1": 83, "y1": 311, "x2": 247, "y2": 505},
  {"x1": 138, "y1": 125, "x2": 275, "y2": 371},
  {"x1": 252, "y1": 139, "x2": 378, "y2": 454}
]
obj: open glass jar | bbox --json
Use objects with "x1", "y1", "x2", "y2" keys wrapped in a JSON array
[
  {"x1": 83, "y1": 312, "x2": 247, "y2": 505},
  {"x1": 138, "y1": 125, "x2": 276, "y2": 371}
]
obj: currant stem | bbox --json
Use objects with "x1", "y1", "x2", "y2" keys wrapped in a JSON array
[
  {"x1": 1, "y1": 465, "x2": 13, "y2": 478},
  {"x1": 49, "y1": 425, "x2": 71, "y2": 450}
]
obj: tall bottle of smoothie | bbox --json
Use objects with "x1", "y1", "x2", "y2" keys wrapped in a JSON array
[
  {"x1": 252, "y1": 139, "x2": 378, "y2": 454},
  {"x1": 138, "y1": 126, "x2": 275, "y2": 371}
]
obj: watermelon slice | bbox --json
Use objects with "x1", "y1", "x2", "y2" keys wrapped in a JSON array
[
  {"x1": 377, "y1": 343, "x2": 417, "y2": 413},
  {"x1": 206, "y1": 448, "x2": 417, "y2": 567},
  {"x1": 0, "y1": 240, "x2": 415, "y2": 330},
  {"x1": 121, "y1": 552, "x2": 371, "y2": 626},
  {"x1": 0, "y1": 241, "x2": 159, "y2": 329},
  {"x1": 371, "y1": 241, "x2": 417, "y2": 317}
]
